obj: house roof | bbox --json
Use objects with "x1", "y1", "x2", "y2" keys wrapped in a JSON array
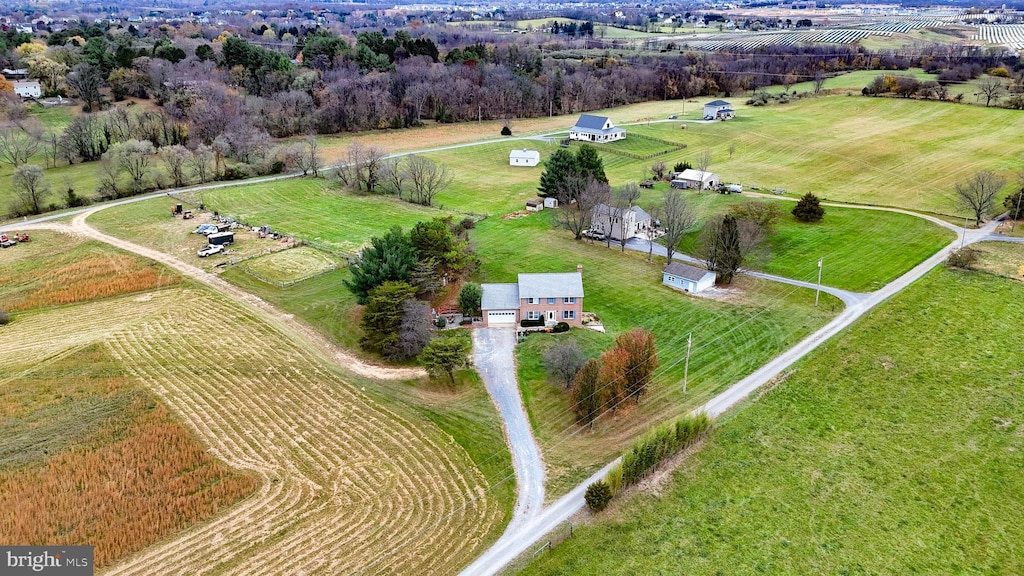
[
  {"x1": 13, "y1": 80, "x2": 40, "y2": 87},
  {"x1": 629, "y1": 205, "x2": 652, "y2": 221},
  {"x1": 526, "y1": 199, "x2": 541, "y2": 206},
  {"x1": 510, "y1": 149, "x2": 540, "y2": 159},
  {"x1": 594, "y1": 203, "x2": 652, "y2": 221},
  {"x1": 481, "y1": 283, "x2": 520, "y2": 310},
  {"x1": 706, "y1": 99, "x2": 731, "y2": 106},
  {"x1": 665, "y1": 262, "x2": 715, "y2": 282},
  {"x1": 518, "y1": 272, "x2": 584, "y2": 299},
  {"x1": 674, "y1": 169, "x2": 718, "y2": 183},
  {"x1": 573, "y1": 114, "x2": 611, "y2": 130}
]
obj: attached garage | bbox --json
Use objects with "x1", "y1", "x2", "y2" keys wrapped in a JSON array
[
  {"x1": 480, "y1": 283, "x2": 521, "y2": 327},
  {"x1": 486, "y1": 310, "x2": 517, "y2": 326}
]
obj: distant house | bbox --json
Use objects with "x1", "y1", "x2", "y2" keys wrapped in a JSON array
[
  {"x1": 703, "y1": 99, "x2": 734, "y2": 120},
  {"x1": 591, "y1": 203, "x2": 652, "y2": 241},
  {"x1": 480, "y1": 269, "x2": 585, "y2": 327},
  {"x1": 12, "y1": 80, "x2": 41, "y2": 99},
  {"x1": 2, "y1": 68, "x2": 28, "y2": 79},
  {"x1": 663, "y1": 262, "x2": 716, "y2": 293},
  {"x1": 569, "y1": 114, "x2": 626, "y2": 143},
  {"x1": 543, "y1": 197, "x2": 559, "y2": 209},
  {"x1": 510, "y1": 148, "x2": 540, "y2": 167},
  {"x1": 671, "y1": 169, "x2": 720, "y2": 190},
  {"x1": 525, "y1": 199, "x2": 543, "y2": 212}
]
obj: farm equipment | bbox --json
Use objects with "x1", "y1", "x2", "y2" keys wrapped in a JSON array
[
  {"x1": 15, "y1": 233, "x2": 30, "y2": 242},
  {"x1": 182, "y1": 210, "x2": 194, "y2": 219},
  {"x1": 171, "y1": 203, "x2": 183, "y2": 216},
  {"x1": 207, "y1": 231, "x2": 234, "y2": 246},
  {"x1": 0, "y1": 233, "x2": 16, "y2": 248}
]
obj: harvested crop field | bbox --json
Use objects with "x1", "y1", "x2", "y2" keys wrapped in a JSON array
[{"x1": 0, "y1": 284, "x2": 501, "y2": 574}]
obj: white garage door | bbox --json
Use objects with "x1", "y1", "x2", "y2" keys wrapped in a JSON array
[{"x1": 487, "y1": 310, "x2": 516, "y2": 326}]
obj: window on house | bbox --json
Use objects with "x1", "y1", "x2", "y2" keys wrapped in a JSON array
[
  {"x1": 562, "y1": 297, "x2": 576, "y2": 304},
  {"x1": 526, "y1": 297, "x2": 536, "y2": 304},
  {"x1": 668, "y1": 276, "x2": 676, "y2": 282},
  {"x1": 546, "y1": 297, "x2": 556, "y2": 304},
  {"x1": 527, "y1": 311, "x2": 541, "y2": 320},
  {"x1": 562, "y1": 310, "x2": 575, "y2": 320}
]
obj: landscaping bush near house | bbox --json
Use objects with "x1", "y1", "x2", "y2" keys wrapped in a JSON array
[
  {"x1": 521, "y1": 318, "x2": 544, "y2": 328},
  {"x1": 553, "y1": 322, "x2": 570, "y2": 333},
  {"x1": 585, "y1": 480, "x2": 613, "y2": 513}
]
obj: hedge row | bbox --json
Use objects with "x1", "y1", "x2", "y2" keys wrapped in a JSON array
[{"x1": 587, "y1": 412, "x2": 712, "y2": 512}]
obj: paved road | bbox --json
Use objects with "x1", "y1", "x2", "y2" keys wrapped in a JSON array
[
  {"x1": 621, "y1": 237, "x2": 868, "y2": 306},
  {"x1": 461, "y1": 218, "x2": 1002, "y2": 576},
  {"x1": 470, "y1": 328, "x2": 545, "y2": 532}
]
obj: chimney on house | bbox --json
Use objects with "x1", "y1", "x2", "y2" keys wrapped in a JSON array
[{"x1": 577, "y1": 264, "x2": 583, "y2": 276}]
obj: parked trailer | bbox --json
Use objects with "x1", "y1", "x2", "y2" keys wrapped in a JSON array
[{"x1": 207, "y1": 231, "x2": 234, "y2": 246}]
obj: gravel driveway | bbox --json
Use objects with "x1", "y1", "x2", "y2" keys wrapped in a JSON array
[{"x1": 471, "y1": 328, "x2": 545, "y2": 531}]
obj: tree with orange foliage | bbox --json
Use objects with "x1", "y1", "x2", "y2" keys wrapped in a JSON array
[
  {"x1": 614, "y1": 328, "x2": 658, "y2": 404},
  {"x1": 599, "y1": 344, "x2": 629, "y2": 417},
  {"x1": 0, "y1": 74, "x2": 13, "y2": 92}
]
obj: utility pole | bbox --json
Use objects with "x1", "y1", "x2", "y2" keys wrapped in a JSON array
[
  {"x1": 682, "y1": 331, "x2": 692, "y2": 394},
  {"x1": 1013, "y1": 190, "x2": 1023, "y2": 232},
  {"x1": 815, "y1": 257, "x2": 823, "y2": 307}
]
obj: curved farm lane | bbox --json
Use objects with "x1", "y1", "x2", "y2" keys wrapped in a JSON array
[
  {"x1": 25, "y1": 208, "x2": 424, "y2": 382},
  {"x1": 461, "y1": 218, "x2": 1002, "y2": 576}
]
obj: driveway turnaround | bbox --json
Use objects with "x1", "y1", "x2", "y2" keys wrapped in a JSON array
[{"x1": 467, "y1": 328, "x2": 545, "y2": 554}]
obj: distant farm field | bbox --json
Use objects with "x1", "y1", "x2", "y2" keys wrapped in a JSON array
[{"x1": 522, "y1": 267, "x2": 1024, "y2": 575}]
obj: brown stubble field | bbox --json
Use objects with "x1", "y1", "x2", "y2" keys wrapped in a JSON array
[{"x1": 0, "y1": 231, "x2": 502, "y2": 574}]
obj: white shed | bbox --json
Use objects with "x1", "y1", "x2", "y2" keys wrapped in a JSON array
[
  {"x1": 543, "y1": 197, "x2": 559, "y2": 209},
  {"x1": 510, "y1": 149, "x2": 540, "y2": 167},
  {"x1": 671, "y1": 169, "x2": 720, "y2": 190},
  {"x1": 13, "y1": 80, "x2": 41, "y2": 99}
]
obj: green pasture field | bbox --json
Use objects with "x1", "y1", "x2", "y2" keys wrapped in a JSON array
[
  {"x1": 476, "y1": 211, "x2": 841, "y2": 496},
  {"x1": 622, "y1": 97, "x2": 1024, "y2": 215},
  {"x1": 522, "y1": 267, "x2": 1024, "y2": 575},
  {"x1": 240, "y1": 246, "x2": 338, "y2": 285}
]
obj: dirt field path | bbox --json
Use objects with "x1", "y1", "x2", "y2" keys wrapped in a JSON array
[{"x1": 24, "y1": 209, "x2": 423, "y2": 382}]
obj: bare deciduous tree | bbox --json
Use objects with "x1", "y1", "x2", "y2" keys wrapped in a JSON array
[
  {"x1": 0, "y1": 126, "x2": 41, "y2": 168},
  {"x1": 643, "y1": 206, "x2": 660, "y2": 262},
  {"x1": 614, "y1": 182, "x2": 641, "y2": 252},
  {"x1": 544, "y1": 341, "x2": 587, "y2": 389},
  {"x1": 402, "y1": 154, "x2": 453, "y2": 206},
  {"x1": 661, "y1": 188, "x2": 696, "y2": 264},
  {"x1": 336, "y1": 142, "x2": 388, "y2": 194},
  {"x1": 976, "y1": 77, "x2": 1006, "y2": 107},
  {"x1": 813, "y1": 71, "x2": 827, "y2": 94},
  {"x1": 106, "y1": 139, "x2": 156, "y2": 194},
  {"x1": 696, "y1": 148, "x2": 713, "y2": 193},
  {"x1": 379, "y1": 157, "x2": 405, "y2": 198},
  {"x1": 188, "y1": 145, "x2": 215, "y2": 183},
  {"x1": 12, "y1": 164, "x2": 49, "y2": 214},
  {"x1": 650, "y1": 160, "x2": 667, "y2": 180},
  {"x1": 159, "y1": 144, "x2": 191, "y2": 188},
  {"x1": 557, "y1": 175, "x2": 609, "y2": 240},
  {"x1": 955, "y1": 170, "x2": 1006, "y2": 226}
]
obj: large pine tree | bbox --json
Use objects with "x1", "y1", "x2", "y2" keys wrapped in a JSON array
[{"x1": 537, "y1": 148, "x2": 578, "y2": 198}]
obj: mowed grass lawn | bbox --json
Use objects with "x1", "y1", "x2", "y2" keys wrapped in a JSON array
[
  {"x1": 475, "y1": 211, "x2": 841, "y2": 495},
  {"x1": 623, "y1": 96, "x2": 1024, "y2": 215},
  {"x1": 523, "y1": 266, "x2": 1024, "y2": 575}
]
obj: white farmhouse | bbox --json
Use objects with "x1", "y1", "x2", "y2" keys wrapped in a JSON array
[
  {"x1": 568, "y1": 114, "x2": 626, "y2": 143},
  {"x1": 509, "y1": 149, "x2": 540, "y2": 167}
]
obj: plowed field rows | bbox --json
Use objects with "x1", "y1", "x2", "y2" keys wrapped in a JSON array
[{"x1": 1, "y1": 287, "x2": 499, "y2": 575}]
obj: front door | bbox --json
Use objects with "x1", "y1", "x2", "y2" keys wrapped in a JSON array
[{"x1": 547, "y1": 311, "x2": 555, "y2": 323}]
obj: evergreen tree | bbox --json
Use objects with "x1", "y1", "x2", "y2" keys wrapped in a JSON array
[
  {"x1": 457, "y1": 282, "x2": 482, "y2": 318},
  {"x1": 575, "y1": 144, "x2": 608, "y2": 184},
  {"x1": 345, "y1": 226, "x2": 417, "y2": 304},
  {"x1": 360, "y1": 281, "x2": 417, "y2": 356},
  {"x1": 420, "y1": 330, "x2": 472, "y2": 385},
  {"x1": 537, "y1": 148, "x2": 579, "y2": 198},
  {"x1": 792, "y1": 192, "x2": 825, "y2": 222}
]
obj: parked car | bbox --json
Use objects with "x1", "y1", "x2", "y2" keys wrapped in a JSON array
[
  {"x1": 640, "y1": 180, "x2": 654, "y2": 189},
  {"x1": 197, "y1": 244, "x2": 225, "y2": 257},
  {"x1": 668, "y1": 114, "x2": 678, "y2": 119},
  {"x1": 582, "y1": 229, "x2": 607, "y2": 241},
  {"x1": 721, "y1": 184, "x2": 743, "y2": 194}
]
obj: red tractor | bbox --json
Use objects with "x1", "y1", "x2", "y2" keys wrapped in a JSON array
[
  {"x1": 15, "y1": 233, "x2": 30, "y2": 242},
  {"x1": 0, "y1": 233, "x2": 15, "y2": 248}
]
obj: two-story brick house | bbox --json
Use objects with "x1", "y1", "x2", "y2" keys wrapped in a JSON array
[{"x1": 480, "y1": 268, "x2": 585, "y2": 327}]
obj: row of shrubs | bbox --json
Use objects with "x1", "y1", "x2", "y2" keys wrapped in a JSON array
[
  {"x1": 585, "y1": 412, "x2": 713, "y2": 512},
  {"x1": 520, "y1": 319, "x2": 570, "y2": 332}
]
